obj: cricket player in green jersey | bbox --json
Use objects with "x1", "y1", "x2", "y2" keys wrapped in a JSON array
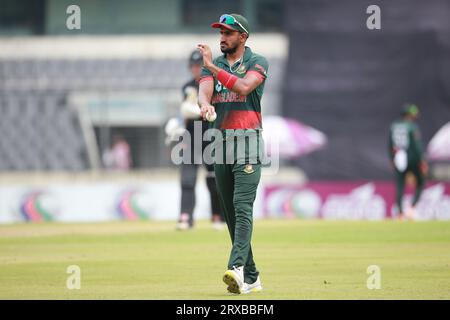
[
  {"x1": 389, "y1": 104, "x2": 428, "y2": 220},
  {"x1": 197, "y1": 13, "x2": 269, "y2": 294}
]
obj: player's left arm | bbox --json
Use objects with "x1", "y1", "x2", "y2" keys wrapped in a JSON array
[
  {"x1": 229, "y1": 72, "x2": 264, "y2": 96},
  {"x1": 201, "y1": 64, "x2": 264, "y2": 96},
  {"x1": 198, "y1": 44, "x2": 268, "y2": 96}
]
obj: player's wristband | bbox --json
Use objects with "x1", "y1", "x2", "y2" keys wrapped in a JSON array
[{"x1": 217, "y1": 70, "x2": 238, "y2": 90}]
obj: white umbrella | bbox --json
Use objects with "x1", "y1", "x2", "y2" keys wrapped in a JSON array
[
  {"x1": 262, "y1": 115, "x2": 327, "y2": 159},
  {"x1": 427, "y1": 121, "x2": 450, "y2": 161}
]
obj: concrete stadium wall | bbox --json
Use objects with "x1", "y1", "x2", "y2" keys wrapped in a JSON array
[{"x1": 46, "y1": 0, "x2": 180, "y2": 34}]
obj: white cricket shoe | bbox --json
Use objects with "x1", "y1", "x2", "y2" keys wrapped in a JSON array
[
  {"x1": 223, "y1": 266, "x2": 245, "y2": 294},
  {"x1": 176, "y1": 221, "x2": 191, "y2": 231},
  {"x1": 405, "y1": 206, "x2": 416, "y2": 221},
  {"x1": 242, "y1": 276, "x2": 263, "y2": 294},
  {"x1": 176, "y1": 213, "x2": 192, "y2": 231}
]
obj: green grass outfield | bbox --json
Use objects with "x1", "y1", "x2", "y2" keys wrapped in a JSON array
[{"x1": 1, "y1": 219, "x2": 449, "y2": 299}]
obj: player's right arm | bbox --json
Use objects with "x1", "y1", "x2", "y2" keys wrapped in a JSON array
[{"x1": 198, "y1": 72, "x2": 215, "y2": 120}]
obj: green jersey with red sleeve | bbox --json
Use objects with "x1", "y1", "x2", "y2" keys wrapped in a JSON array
[{"x1": 200, "y1": 46, "x2": 269, "y2": 130}]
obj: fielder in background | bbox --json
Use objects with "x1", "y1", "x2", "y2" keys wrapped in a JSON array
[
  {"x1": 389, "y1": 103, "x2": 428, "y2": 220},
  {"x1": 176, "y1": 50, "x2": 225, "y2": 231}
]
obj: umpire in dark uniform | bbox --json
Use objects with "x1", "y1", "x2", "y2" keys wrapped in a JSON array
[{"x1": 176, "y1": 50, "x2": 225, "y2": 230}]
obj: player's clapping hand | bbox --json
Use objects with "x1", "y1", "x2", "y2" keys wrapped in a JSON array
[{"x1": 197, "y1": 44, "x2": 213, "y2": 67}]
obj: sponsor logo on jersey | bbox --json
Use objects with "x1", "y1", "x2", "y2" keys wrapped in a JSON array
[
  {"x1": 211, "y1": 91, "x2": 247, "y2": 104},
  {"x1": 236, "y1": 64, "x2": 247, "y2": 75}
]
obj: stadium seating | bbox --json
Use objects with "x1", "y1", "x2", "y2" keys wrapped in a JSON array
[{"x1": 0, "y1": 57, "x2": 283, "y2": 171}]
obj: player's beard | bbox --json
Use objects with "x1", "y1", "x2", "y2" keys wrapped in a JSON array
[{"x1": 220, "y1": 41, "x2": 239, "y2": 55}]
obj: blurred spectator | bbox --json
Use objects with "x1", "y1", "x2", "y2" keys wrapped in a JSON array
[{"x1": 103, "y1": 134, "x2": 132, "y2": 171}]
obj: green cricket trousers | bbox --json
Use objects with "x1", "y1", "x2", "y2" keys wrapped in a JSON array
[
  {"x1": 395, "y1": 161, "x2": 425, "y2": 213},
  {"x1": 213, "y1": 130, "x2": 263, "y2": 284}
]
